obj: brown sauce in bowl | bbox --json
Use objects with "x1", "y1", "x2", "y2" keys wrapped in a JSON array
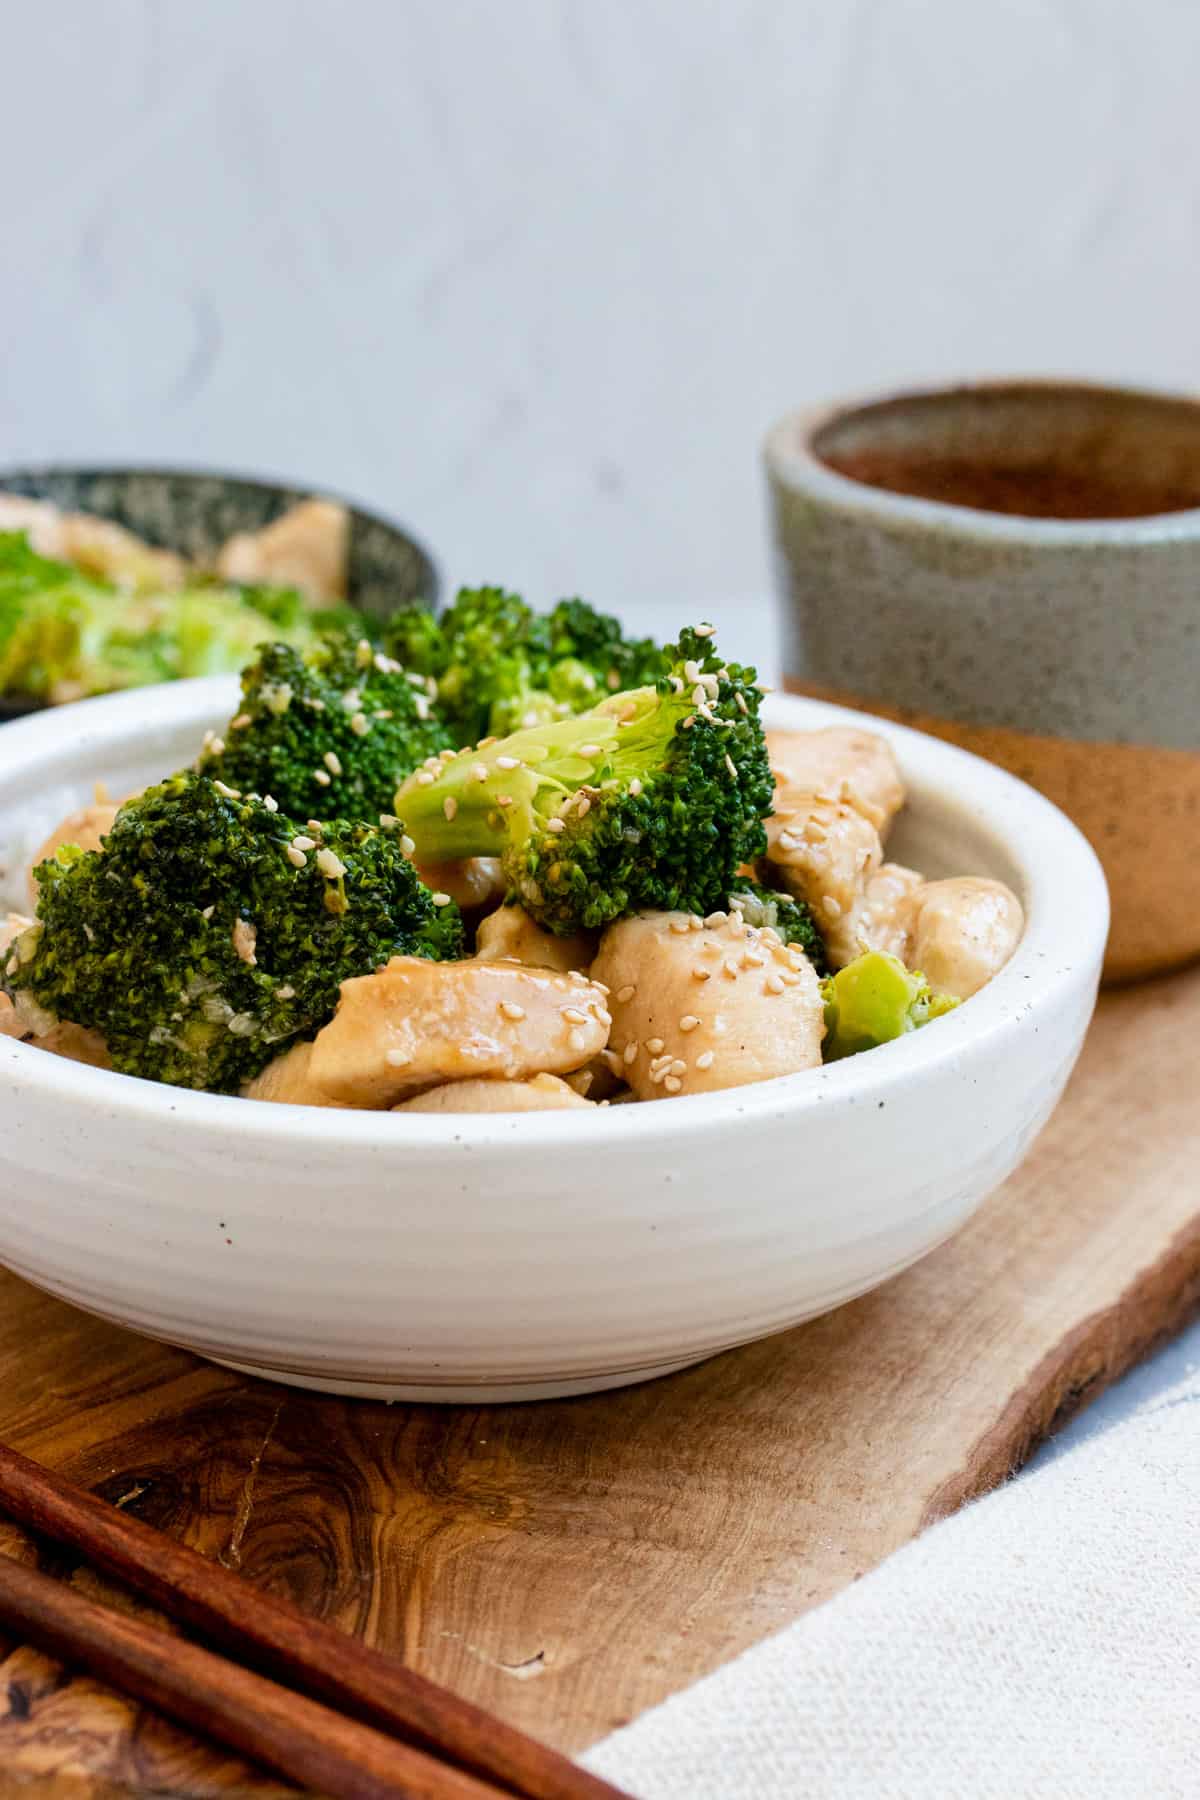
[{"x1": 821, "y1": 450, "x2": 1200, "y2": 520}]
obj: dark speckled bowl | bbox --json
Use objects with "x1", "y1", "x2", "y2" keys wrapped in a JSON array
[{"x1": 0, "y1": 464, "x2": 439, "y2": 721}]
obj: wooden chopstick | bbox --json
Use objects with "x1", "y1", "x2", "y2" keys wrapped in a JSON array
[
  {"x1": 0, "y1": 1551, "x2": 503, "y2": 1800},
  {"x1": 0, "y1": 1440, "x2": 630, "y2": 1800}
]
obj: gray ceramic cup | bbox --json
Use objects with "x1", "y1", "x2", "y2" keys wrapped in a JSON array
[{"x1": 764, "y1": 380, "x2": 1200, "y2": 982}]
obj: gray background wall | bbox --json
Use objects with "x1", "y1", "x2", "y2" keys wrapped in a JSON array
[{"x1": 3, "y1": 0, "x2": 1199, "y2": 638}]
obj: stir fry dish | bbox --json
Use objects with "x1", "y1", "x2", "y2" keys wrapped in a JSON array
[{"x1": 1, "y1": 599, "x2": 1024, "y2": 1111}]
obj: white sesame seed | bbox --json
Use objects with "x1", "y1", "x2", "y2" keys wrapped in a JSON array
[
  {"x1": 230, "y1": 713, "x2": 252, "y2": 731},
  {"x1": 735, "y1": 692, "x2": 748, "y2": 715},
  {"x1": 316, "y1": 848, "x2": 347, "y2": 879},
  {"x1": 683, "y1": 660, "x2": 702, "y2": 684},
  {"x1": 724, "y1": 754, "x2": 739, "y2": 780},
  {"x1": 435, "y1": 748, "x2": 454, "y2": 762},
  {"x1": 682, "y1": 715, "x2": 696, "y2": 730},
  {"x1": 765, "y1": 973, "x2": 784, "y2": 994},
  {"x1": 477, "y1": 736, "x2": 497, "y2": 749},
  {"x1": 692, "y1": 966, "x2": 712, "y2": 981},
  {"x1": 823, "y1": 896, "x2": 843, "y2": 919},
  {"x1": 414, "y1": 771, "x2": 435, "y2": 786},
  {"x1": 263, "y1": 794, "x2": 279, "y2": 813},
  {"x1": 646, "y1": 1037, "x2": 665, "y2": 1054},
  {"x1": 705, "y1": 912, "x2": 727, "y2": 927},
  {"x1": 287, "y1": 846, "x2": 307, "y2": 868},
  {"x1": 200, "y1": 904, "x2": 215, "y2": 920},
  {"x1": 679, "y1": 1014, "x2": 700, "y2": 1032},
  {"x1": 668, "y1": 676, "x2": 684, "y2": 694},
  {"x1": 212, "y1": 780, "x2": 241, "y2": 799},
  {"x1": 443, "y1": 796, "x2": 458, "y2": 822},
  {"x1": 648, "y1": 1066, "x2": 669, "y2": 1084},
  {"x1": 723, "y1": 962, "x2": 739, "y2": 979},
  {"x1": 691, "y1": 685, "x2": 707, "y2": 707},
  {"x1": 696, "y1": 1049, "x2": 715, "y2": 1070},
  {"x1": 580, "y1": 744, "x2": 602, "y2": 758},
  {"x1": 546, "y1": 817, "x2": 566, "y2": 834},
  {"x1": 669, "y1": 917, "x2": 690, "y2": 935},
  {"x1": 291, "y1": 835, "x2": 316, "y2": 852},
  {"x1": 471, "y1": 763, "x2": 489, "y2": 783},
  {"x1": 616, "y1": 984, "x2": 636, "y2": 1003},
  {"x1": 623, "y1": 1041, "x2": 639, "y2": 1065},
  {"x1": 629, "y1": 778, "x2": 643, "y2": 797},
  {"x1": 492, "y1": 755, "x2": 519, "y2": 772},
  {"x1": 307, "y1": 820, "x2": 324, "y2": 834},
  {"x1": 276, "y1": 984, "x2": 295, "y2": 999},
  {"x1": 742, "y1": 950, "x2": 766, "y2": 968},
  {"x1": 313, "y1": 769, "x2": 332, "y2": 787},
  {"x1": 385, "y1": 1047, "x2": 411, "y2": 1067},
  {"x1": 400, "y1": 834, "x2": 416, "y2": 856},
  {"x1": 499, "y1": 1001, "x2": 526, "y2": 1021},
  {"x1": 568, "y1": 1029, "x2": 587, "y2": 1052},
  {"x1": 576, "y1": 796, "x2": 590, "y2": 817},
  {"x1": 497, "y1": 794, "x2": 513, "y2": 808},
  {"x1": 563, "y1": 1006, "x2": 587, "y2": 1024},
  {"x1": 431, "y1": 891, "x2": 452, "y2": 907},
  {"x1": 350, "y1": 713, "x2": 369, "y2": 736},
  {"x1": 694, "y1": 623, "x2": 715, "y2": 637},
  {"x1": 689, "y1": 914, "x2": 703, "y2": 931}
]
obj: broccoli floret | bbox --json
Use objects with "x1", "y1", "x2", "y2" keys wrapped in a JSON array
[
  {"x1": 0, "y1": 531, "x2": 368, "y2": 704},
  {"x1": 726, "y1": 879, "x2": 828, "y2": 974},
  {"x1": 383, "y1": 587, "x2": 668, "y2": 742},
  {"x1": 197, "y1": 636, "x2": 454, "y2": 821},
  {"x1": 392, "y1": 627, "x2": 774, "y2": 935},
  {"x1": 820, "y1": 951, "x2": 959, "y2": 1062},
  {"x1": 3, "y1": 771, "x2": 462, "y2": 1093}
]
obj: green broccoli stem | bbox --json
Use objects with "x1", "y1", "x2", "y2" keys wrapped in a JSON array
[{"x1": 396, "y1": 701, "x2": 645, "y2": 862}]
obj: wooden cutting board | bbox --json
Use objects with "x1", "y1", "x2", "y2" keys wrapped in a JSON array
[{"x1": 1, "y1": 964, "x2": 1198, "y2": 1795}]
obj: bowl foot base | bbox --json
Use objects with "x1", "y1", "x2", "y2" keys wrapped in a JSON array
[{"x1": 207, "y1": 1353, "x2": 708, "y2": 1404}]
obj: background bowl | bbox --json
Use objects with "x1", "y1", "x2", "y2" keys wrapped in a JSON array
[
  {"x1": 765, "y1": 379, "x2": 1200, "y2": 984},
  {"x1": 0, "y1": 682, "x2": 1107, "y2": 1403},
  {"x1": 0, "y1": 463, "x2": 439, "y2": 721}
]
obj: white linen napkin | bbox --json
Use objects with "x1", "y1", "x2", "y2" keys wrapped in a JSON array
[{"x1": 583, "y1": 1369, "x2": 1200, "y2": 1799}]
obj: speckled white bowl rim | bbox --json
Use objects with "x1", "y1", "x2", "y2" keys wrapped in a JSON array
[{"x1": 765, "y1": 377, "x2": 1200, "y2": 546}]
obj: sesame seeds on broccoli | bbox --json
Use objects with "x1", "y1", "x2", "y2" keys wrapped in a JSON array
[
  {"x1": 391, "y1": 626, "x2": 775, "y2": 936},
  {"x1": 4, "y1": 771, "x2": 462, "y2": 1092},
  {"x1": 197, "y1": 634, "x2": 454, "y2": 822}
]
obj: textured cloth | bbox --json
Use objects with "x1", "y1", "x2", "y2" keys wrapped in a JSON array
[{"x1": 584, "y1": 1372, "x2": 1200, "y2": 1799}]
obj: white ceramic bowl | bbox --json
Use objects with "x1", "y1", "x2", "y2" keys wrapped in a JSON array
[{"x1": 0, "y1": 680, "x2": 1108, "y2": 1402}]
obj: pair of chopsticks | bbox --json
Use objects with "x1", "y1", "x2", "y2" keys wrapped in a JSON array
[{"x1": 0, "y1": 1439, "x2": 630, "y2": 1800}]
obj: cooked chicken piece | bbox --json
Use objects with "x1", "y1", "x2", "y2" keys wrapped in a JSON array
[
  {"x1": 475, "y1": 904, "x2": 594, "y2": 974},
  {"x1": 0, "y1": 495, "x2": 185, "y2": 588},
  {"x1": 34, "y1": 1021, "x2": 112, "y2": 1068},
  {"x1": 843, "y1": 862, "x2": 925, "y2": 962},
  {"x1": 0, "y1": 911, "x2": 33, "y2": 959},
  {"x1": 26, "y1": 801, "x2": 121, "y2": 903},
  {"x1": 763, "y1": 799, "x2": 884, "y2": 967},
  {"x1": 767, "y1": 726, "x2": 905, "y2": 833},
  {"x1": 591, "y1": 910, "x2": 825, "y2": 1099},
  {"x1": 56, "y1": 515, "x2": 185, "y2": 589},
  {"x1": 216, "y1": 499, "x2": 349, "y2": 604},
  {"x1": 908, "y1": 877, "x2": 1024, "y2": 1000},
  {"x1": 394, "y1": 1074, "x2": 593, "y2": 1113},
  {"x1": 241, "y1": 1041, "x2": 351, "y2": 1107},
  {"x1": 247, "y1": 957, "x2": 609, "y2": 1110},
  {"x1": 415, "y1": 857, "x2": 505, "y2": 915}
]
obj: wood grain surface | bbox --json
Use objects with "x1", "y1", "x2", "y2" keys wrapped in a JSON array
[{"x1": 1, "y1": 966, "x2": 1197, "y2": 1795}]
